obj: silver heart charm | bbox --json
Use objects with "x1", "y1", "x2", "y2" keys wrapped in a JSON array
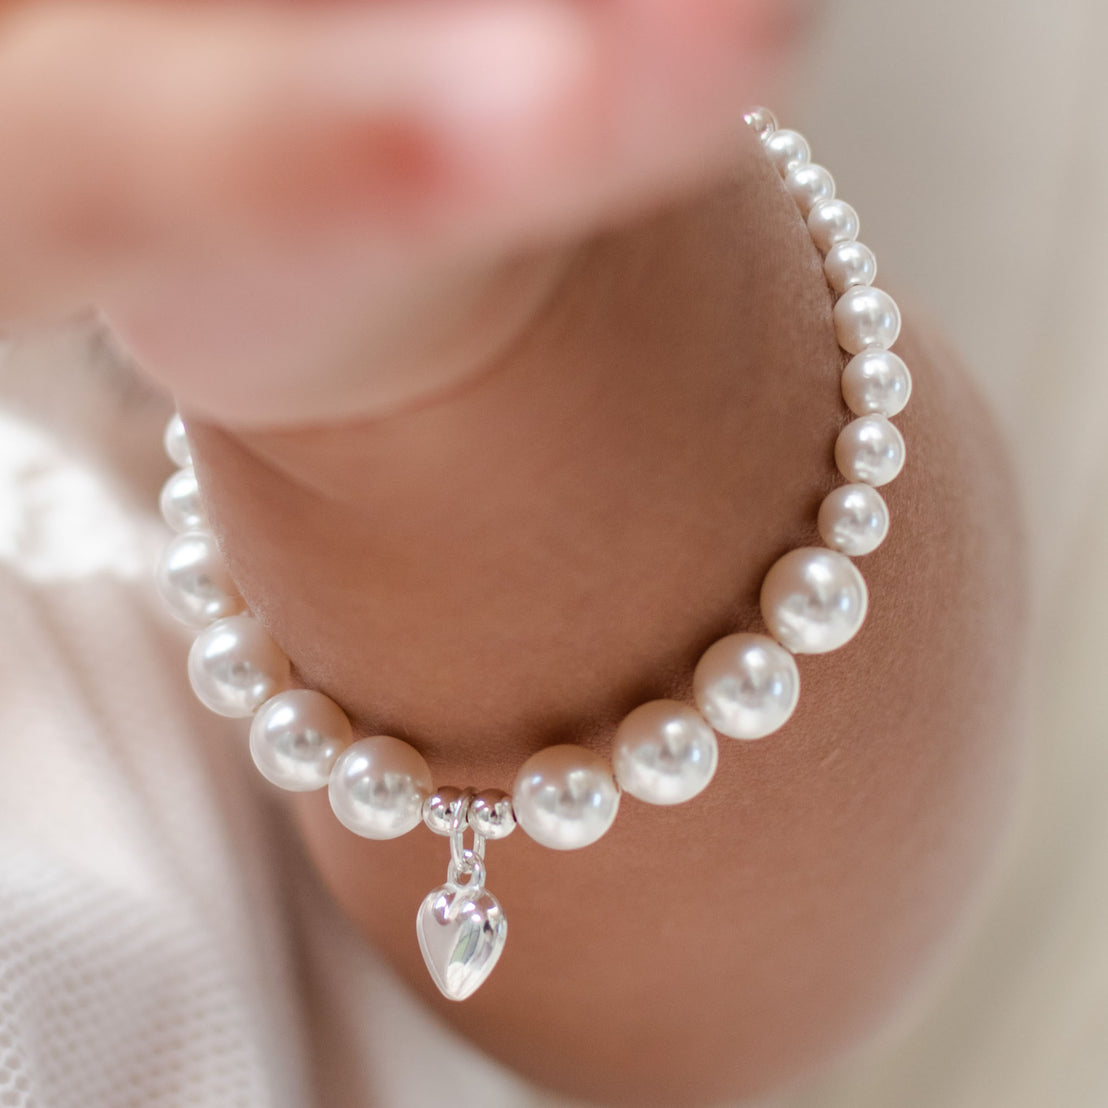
[{"x1": 416, "y1": 882, "x2": 508, "y2": 1001}]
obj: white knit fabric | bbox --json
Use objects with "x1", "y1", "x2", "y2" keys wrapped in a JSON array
[{"x1": 0, "y1": 4, "x2": 1106, "y2": 1104}]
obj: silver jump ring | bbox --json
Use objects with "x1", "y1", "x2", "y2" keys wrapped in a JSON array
[{"x1": 447, "y1": 852, "x2": 486, "y2": 891}]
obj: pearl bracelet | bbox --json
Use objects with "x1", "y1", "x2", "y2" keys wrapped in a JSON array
[{"x1": 155, "y1": 108, "x2": 911, "y2": 1002}]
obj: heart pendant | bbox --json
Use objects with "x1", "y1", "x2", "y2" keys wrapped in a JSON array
[{"x1": 416, "y1": 882, "x2": 508, "y2": 1001}]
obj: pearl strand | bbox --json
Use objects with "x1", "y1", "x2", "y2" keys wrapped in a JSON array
[{"x1": 153, "y1": 109, "x2": 912, "y2": 998}]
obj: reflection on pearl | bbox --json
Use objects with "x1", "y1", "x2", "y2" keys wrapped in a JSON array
[
  {"x1": 824, "y1": 241, "x2": 877, "y2": 294},
  {"x1": 764, "y1": 129, "x2": 811, "y2": 175},
  {"x1": 513, "y1": 745, "x2": 620, "y2": 850},
  {"x1": 743, "y1": 106, "x2": 777, "y2": 140},
  {"x1": 160, "y1": 467, "x2": 206, "y2": 532},
  {"x1": 693, "y1": 633, "x2": 800, "y2": 740},
  {"x1": 786, "y1": 163, "x2": 835, "y2": 216},
  {"x1": 841, "y1": 348, "x2": 912, "y2": 417},
  {"x1": 188, "y1": 614, "x2": 290, "y2": 717},
  {"x1": 164, "y1": 413, "x2": 192, "y2": 468},
  {"x1": 612, "y1": 700, "x2": 718, "y2": 805},
  {"x1": 156, "y1": 530, "x2": 243, "y2": 626},
  {"x1": 818, "y1": 484, "x2": 890, "y2": 556},
  {"x1": 250, "y1": 689, "x2": 352, "y2": 791},
  {"x1": 329, "y1": 736, "x2": 433, "y2": 840},
  {"x1": 761, "y1": 547, "x2": 868, "y2": 654},
  {"x1": 835, "y1": 415, "x2": 906, "y2": 487},
  {"x1": 833, "y1": 286, "x2": 901, "y2": 354},
  {"x1": 808, "y1": 198, "x2": 860, "y2": 254}
]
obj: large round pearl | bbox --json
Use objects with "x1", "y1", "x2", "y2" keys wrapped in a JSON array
[
  {"x1": 824, "y1": 241, "x2": 877, "y2": 294},
  {"x1": 512, "y1": 745, "x2": 620, "y2": 850},
  {"x1": 329, "y1": 736, "x2": 433, "y2": 840},
  {"x1": 693, "y1": 633, "x2": 800, "y2": 740},
  {"x1": 835, "y1": 415, "x2": 906, "y2": 487},
  {"x1": 760, "y1": 548, "x2": 869, "y2": 654},
  {"x1": 163, "y1": 413, "x2": 192, "y2": 468},
  {"x1": 611, "y1": 700, "x2": 718, "y2": 805},
  {"x1": 807, "y1": 198, "x2": 860, "y2": 254},
  {"x1": 188, "y1": 614, "x2": 290, "y2": 717},
  {"x1": 155, "y1": 531, "x2": 243, "y2": 626},
  {"x1": 763, "y1": 129, "x2": 810, "y2": 175},
  {"x1": 833, "y1": 286, "x2": 901, "y2": 354},
  {"x1": 250, "y1": 689, "x2": 352, "y2": 792},
  {"x1": 818, "y1": 484, "x2": 890, "y2": 556},
  {"x1": 160, "y1": 467, "x2": 206, "y2": 532},
  {"x1": 785, "y1": 163, "x2": 835, "y2": 216},
  {"x1": 841, "y1": 348, "x2": 912, "y2": 417}
]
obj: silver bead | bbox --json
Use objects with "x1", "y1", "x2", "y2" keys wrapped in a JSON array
[
  {"x1": 329, "y1": 735, "x2": 433, "y2": 840},
  {"x1": 743, "y1": 106, "x2": 777, "y2": 141},
  {"x1": 250, "y1": 689, "x2": 351, "y2": 792},
  {"x1": 187, "y1": 613, "x2": 290, "y2": 717},
  {"x1": 763, "y1": 129, "x2": 810, "y2": 175},
  {"x1": 164, "y1": 413, "x2": 192, "y2": 468},
  {"x1": 423, "y1": 787, "x2": 470, "y2": 836},
  {"x1": 612, "y1": 700, "x2": 718, "y2": 805},
  {"x1": 160, "y1": 467, "x2": 206, "y2": 532},
  {"x1": 155, "y1": 530, "x2": 243, "y2": 626},
  {"x1": 468, "y1": 790, "x2": 517, "y2": 839},
  {"x1": 835, "y1": 414, "x2": 906, "y2": 487}
]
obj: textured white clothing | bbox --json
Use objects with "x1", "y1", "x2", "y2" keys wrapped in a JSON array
[{"x1": 1, "y1": 3, "x2": 1107, "y2": 1106}]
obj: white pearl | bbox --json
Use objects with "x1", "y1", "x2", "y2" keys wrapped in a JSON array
[
  {"x1": 160, "y1": 467, "x2": 206, "y2": 532},
  {"x1": 835, "y1": 414, "x2": 906, "y2": 487},
  {"x1": 824, "y1": 241, "x2": 877, "y2": 293},
  {"x1": 155, "y1": 531, "x2": 243, "y2": 626},
  {"x1": 833, "y1": 286, "x2": 901, "y2": 354},
  {"x1": 164, "y1": 413, "x2": 192, "y2": 468},
  {"x1": 760, "y1": 547, "x2": 868, "y2": 654},
  {"x1": 785, "y1": 163, "x2": 835, "y2": 216},
  {"x1": 743, "y1": 106, "x2": 777, "y2": 140},
  {"x1": 513, "y1": 745, "x2": 620, "y2": 850},
  {"x1": 329, "y1": 736, "x2": 433, "y2": 840},
  {"x1": 611, "y1": 700, "x2": 718, "y2": 805},
  {"x1": 807, "y1": 198, "x2": 860, "y2": 254},
  {"x1": 250, "y1": 689, "x2": 352, "y2": 792},
  {"x1": 693, "y1": 633, "x2": 800, "y2": 740},
  {"x1": 188, "y1": 614, "x2": 290, "y2": 717},
  {"x1": 818, "y1": 484, "x2": 890, "y2": 556},
  {"x1": 841, "y1": 348, "x2": 912, "y2": 417},
  {"x1": 763, "y1": 129, "x2": 810, "y2": 175}
]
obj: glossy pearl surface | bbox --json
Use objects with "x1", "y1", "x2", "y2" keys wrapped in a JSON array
[
  {"x1": 329, "y1": 736, "x2": 433, "y2": 840},
  {"x1": 155, "y1": 530, "x2": 243, "y2": 626},
  {"x1": 833, "y1": 286, "x2": 901, "y2": 354},
  {"x1": 187, "y1": 614, "x2": 290, "y2": 717},
  {"x1": 160, "y1": 467, "x2": 206, "y2": 532},
  {"x1": 250, "y1": 689, "x2": 351, "y2": 791},
  {"x1": 743, "y1": 106, "x2": 777, "y2": 140},
  {"x1": 764, "y1": 129, "x2": 810, "y2": 175},
  {"x1": 164, "y1": 413, "x2": 192, "y2": 467},
  {"x1": 785, "y1": 163, "x2": 835, "y2": 216},
  {"x1": 807, "y1": 198, "x2": 860, "y2": 254},
  {"x1": 835, "y1": 415, "x2": 906, "y2": 487},
  {"x1": 824, "y1": 241, "x2": 877, "y2": 294},
  {"x1": 841, "y1": 348, "x2": 912, "y2": 417},
  {"x1": 468, "y1": 790, "x2": 517, "y2": 840},
  {"x1": 818, "y1": 484, "x2": 890, "y2": 556},
  {"x1": 612, "y1": 700, "x2": 718, "y2": 805},
  {"x1": 761, "y1": 547, "x2": 869, "y2": 654},
  {"x1": 693, "y1": 633, "x2": 800, "y2": 740},
  {"x1": 513, "y1": 745, "x2": 620, "y2": 850}
]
